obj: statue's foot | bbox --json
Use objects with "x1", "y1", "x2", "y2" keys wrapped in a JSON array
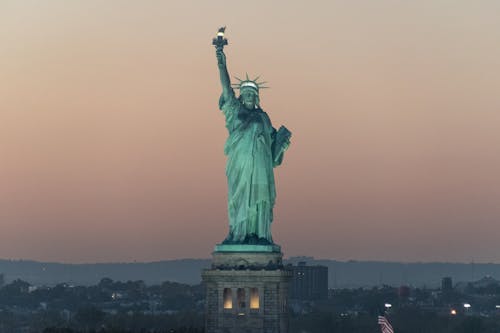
[{"x1": 244, "y1": 234, "x2": 273, "y2": 245}]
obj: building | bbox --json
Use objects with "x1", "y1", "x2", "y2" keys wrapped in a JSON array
[
  {"x1": 441, "y1": 277, "x2": 453, "y2": 293},
  {"x1": 289, "y1": 262, "x2": 328, "y2": 300}
]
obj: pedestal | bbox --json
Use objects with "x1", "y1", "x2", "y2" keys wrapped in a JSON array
[{"x1": 202, "y1": 245, "x2": 291, "y2": 333}]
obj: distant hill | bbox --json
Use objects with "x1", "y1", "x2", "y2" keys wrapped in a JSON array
[
  {"x1": 0, "y1": 259, "x2": 210, "y2": 286},
  {"x1": 1, "y1": 258, "x2": 499, "y2": 288}
]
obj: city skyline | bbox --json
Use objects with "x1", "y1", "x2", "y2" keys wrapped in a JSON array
[{"x1": 1, "y1": 1, "x2": 500, "y2": 263}]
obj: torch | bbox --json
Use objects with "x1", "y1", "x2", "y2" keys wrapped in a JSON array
[{"x1": 212, "y1": 26, "x2": 228, "y2": 50}]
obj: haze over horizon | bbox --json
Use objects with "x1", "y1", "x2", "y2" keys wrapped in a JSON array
[
  {"x1": 2, "y1": 1, "x2": 500, "y2": 264},
  {"x1": 0, "y1": 256, "x2": 497, "y2": 266}
]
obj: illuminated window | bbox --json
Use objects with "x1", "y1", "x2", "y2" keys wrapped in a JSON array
[
  {"x1": 223, "y1": 288, "x2": 232, "y2": 309},
  {"x1": 250, "y1": 288, "x2": 259, "y2": 309},
  {"x1": 237, "y1": 288, "x2": 246, "y2": 308}
]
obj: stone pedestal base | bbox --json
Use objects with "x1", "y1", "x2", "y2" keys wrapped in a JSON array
[
  {"x1": 202, "y1": 269, "x2": 291, "y2": 333},
  {"x1": 212, "y1": 250, "x2": 283, "y2": 270},
  {"x1": 202, "y1": 248, "x2": 291, "y2": 333}
]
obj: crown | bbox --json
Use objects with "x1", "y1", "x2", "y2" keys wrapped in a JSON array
[{"x1": 231, "y1": 73, "x2": 269, "y2": 94}]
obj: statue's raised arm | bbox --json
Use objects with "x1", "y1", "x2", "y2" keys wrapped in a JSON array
[
  {"x1": 216, "y1": 49, "x2": 232, "y2": 101},
  {"x1": 213, "y1": 27, "x2": 232, "y2": 101}
]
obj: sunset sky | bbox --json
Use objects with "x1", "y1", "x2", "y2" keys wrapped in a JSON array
[{"x1": 1, "y1": 1, "x2": 500, "y2": 263}]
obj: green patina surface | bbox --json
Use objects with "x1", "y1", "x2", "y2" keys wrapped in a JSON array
[
  {"x1": 215, "y1": 38, "x2": 291, "y2": 247},
  {"x1": 214, "y1": 243, "x2": 281, "y2": 253}
]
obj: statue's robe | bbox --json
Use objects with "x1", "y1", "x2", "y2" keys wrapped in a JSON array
[{"x1": 219, "y1": 91, "x2": 278, "y2": 243}]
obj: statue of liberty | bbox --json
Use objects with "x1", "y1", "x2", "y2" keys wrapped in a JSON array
[{"x1": 214, "y1": 28, "x2": 291, "y2": 246}]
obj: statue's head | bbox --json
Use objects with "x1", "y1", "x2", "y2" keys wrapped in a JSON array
[
  {"x1": 232, "y1": 74, "x2": 268, "y2": 110},
  {"x1": 239, "y1": 88, "x2": 259, "y2": 110}
]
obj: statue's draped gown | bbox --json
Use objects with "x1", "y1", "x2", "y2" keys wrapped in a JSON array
[{"x1": 220, "y1": 91, "x2": 279, "y2": 243}]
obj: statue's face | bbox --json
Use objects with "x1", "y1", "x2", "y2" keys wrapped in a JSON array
[{"x1": 240, "y1": 90, "x2": 258, "y2": 110}]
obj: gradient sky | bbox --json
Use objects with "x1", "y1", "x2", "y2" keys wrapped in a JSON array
[{"x1": 1, "y1": 1, "x2": 500, "y2": 263}]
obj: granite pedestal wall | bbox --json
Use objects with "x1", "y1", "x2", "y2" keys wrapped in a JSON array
[{"x1": 202, "y1": 245, "x2": 292, "y2": 333}]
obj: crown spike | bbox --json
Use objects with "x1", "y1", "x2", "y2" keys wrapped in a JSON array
[{"x1": 233, "y1": 73, "x2": 270, "y2": 91}]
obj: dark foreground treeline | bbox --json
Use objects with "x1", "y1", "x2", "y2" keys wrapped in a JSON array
[
  {"x1": 42, "y1": 329, "x2": 202, "y2": 333},
  {"x1": 0, "y1": 310, "x2": 204, "y2": 333},
  {"x1": 42, "y1": 328, "x2": 202, "y2": 333},
  {"x1": 2, "y1": 309, "x2": 499, "y2": 333},
  {"x1": 5, "y1": 310, "x2": 497, "y2": 333},
  {"x1": 2, "y1": 278, "x2": 500, "y2": 333},
  {"x1": 32, "y1": 311, "x2": 500, "y2": 333},
  {"x1": 291, "y1": 309, "x2": 497, "y2": 333},
  {"x1": 0, "y1": 278, "x2": 204, "y2": 333}
]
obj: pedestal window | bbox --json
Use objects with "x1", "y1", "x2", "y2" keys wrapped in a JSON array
[
  {"x1": 250, "y1": 288, "x2": 259, "y2": 309},
  {"x1": 223, "y1": 288, "x2": 232, "y2": 309}
]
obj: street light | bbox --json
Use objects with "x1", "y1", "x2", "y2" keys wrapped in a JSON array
[
  {"x1": 384, "y1": 303, "x2": 392, "y2": 309},
  {"x1": 463, "y1": 303, "x2": 471, "y2": 309}
]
